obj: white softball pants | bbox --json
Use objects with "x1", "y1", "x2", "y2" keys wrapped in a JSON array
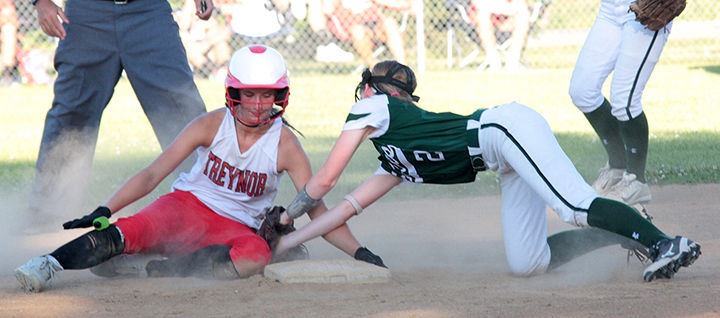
[
  {"x1": 569, "y1": 0, "x2": 671, "y2": 120},
  {"x1": 471, "y1": 102, "x2": 599, "y2": 275}
]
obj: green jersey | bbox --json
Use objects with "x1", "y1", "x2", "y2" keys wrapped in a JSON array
[{"x1": 343, "y1": 95, "x2": 485, "y2": 184}]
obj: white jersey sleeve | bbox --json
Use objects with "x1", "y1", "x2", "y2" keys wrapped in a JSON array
[{"x1": 342, "y1": 94, "x2": 390, "y2": 139}]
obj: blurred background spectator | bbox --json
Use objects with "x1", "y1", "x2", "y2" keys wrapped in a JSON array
[
  {"x1": 469, "y1": 0, "x2": 531, "y2": 71},
  {"x1": 217, "y1": 0, "x2": 296, "y2": 48},
  {"x1": 323, "y1": 0, "x2": 411, "y2": 68},
  {"x1": 175, "y1": 0, "x2": 232, "y2": 80},
  {"x1": 0, "y1": 0, "x2": 18, "y2": 85},
  {"x1": 286, "y1": 0, "x2": 355, "y2": 63},
  {"x1": 4, "y1": 0, "x2": 718, "y2": 77}
]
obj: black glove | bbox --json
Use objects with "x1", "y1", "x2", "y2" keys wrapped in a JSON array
[
  {"x1": 256, "y1": 206, "x2": 292, "y2": 251},
  {"x1": 63, "y1": 206, "x2": 112, "y2": 229},
  {"x1": 354, "y1": 246, "x2": 386, "y2": 268}
]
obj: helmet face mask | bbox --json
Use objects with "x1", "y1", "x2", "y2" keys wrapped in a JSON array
[
  {"x1": 225, "y1": 45, "x2": 290, "y2": 126},
  {"x1": 226, "y1": 86, "x2": 288, "y2": 126}
]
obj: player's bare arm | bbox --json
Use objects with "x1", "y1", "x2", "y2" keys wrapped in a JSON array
[
  {"x1": 305, "y1": 127, "x2": 375, "y2": 199},
  {"x1": 277, "y1": 173, "x2": 399, "y2": 255},
  {"x1": 103, "y1": 110, "x2": 222, "y2": 213},
  {"x1": 34, "y1": 0, "x2": 69, "y2": 40},
  {"x1": 277, "y1": 126, "x2": 363, "y2": 256}
]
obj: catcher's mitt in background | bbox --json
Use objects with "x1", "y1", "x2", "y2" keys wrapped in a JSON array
[
  {"x1": 629, "y1": 0, "x2": 686, "y2": 31},
  {"x1": 256, "y1": 206, "x2": 309, "y2": 263}
]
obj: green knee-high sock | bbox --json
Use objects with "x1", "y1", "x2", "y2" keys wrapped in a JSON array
[
  {"x1": 618, "y1": 113, "x2": 649, "y2": 183},
  {"x1": 583, "y1": 99, "x2": 626, "y2": 169},
  {"x1": 547, "y1": 228, "x2": 642, "y2": 271},
  {"x1": 587, "y1": 198, "x2": 669, "y2": 247}
]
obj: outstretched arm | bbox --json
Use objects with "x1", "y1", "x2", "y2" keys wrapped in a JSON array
[
  {"x1": 278, "y1": 127, "x2": 363, "y2": 256},
  {"x1": 276, "y1": 173, "x2": 400, "y2": 255},
  {"x1": 305, "y1": 128, "x2": 371, "y2": 199},
  {"x1": 103, "y1": 112, "x2": 217, "y2": 214},
  {"x1": 276, "y1": 125, "x2": 400, "y2": 255}
]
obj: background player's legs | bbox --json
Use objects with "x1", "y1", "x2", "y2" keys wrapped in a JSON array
[
  {"x1": 349, "y1": 24, "x2": 378, "y2": 67},
  {"x1": 604, "y1": 22, "x2": 669, "y2": 204},
  {"x1": 119, "y1": 0, "x2": 206, "y2": 173},
  {"x1": 499, "y1": 171, "x2": 551, "y2": 276},
  {"x1": 29, "y1": 0, "x2": 123, "y2": 224},
  {"x1": 569, "y1": 15, "x2": 621, "y2": 112},
  {"x1": 471, "y1": 4, "x2": 501, "y2": 70},
  {"x1": 568, "y1": 15, "x2": 625, "y2": 195},
  {"x1": 583, "y1": 99, "x2": 626, "y2": 172},
  {"x1": 376, "y1": 17, "x2": 406, "y2": 64}
]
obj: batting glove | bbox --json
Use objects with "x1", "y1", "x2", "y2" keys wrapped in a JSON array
[
  {"x1": 354, "y1": 247, "x2": 386, "y2": 268},
  {"x1": 63, "y1": 206, "x2": 111, "y2": 229}
]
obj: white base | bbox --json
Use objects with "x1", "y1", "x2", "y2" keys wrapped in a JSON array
[{"x1": 263, "y1": 259, "x2": 391, "y2": 284}]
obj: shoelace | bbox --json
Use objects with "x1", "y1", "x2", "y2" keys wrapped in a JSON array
[
  {"x1": 627, "y1": 248, "x2": 652, "y2": 265},
  {"x1": 43, "y1": 257, "x2": 59, "y2": 287}
]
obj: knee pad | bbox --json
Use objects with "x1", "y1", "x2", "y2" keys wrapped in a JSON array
[{"x1": 50, "y1": 225, "x2": 125, "y2": 269}]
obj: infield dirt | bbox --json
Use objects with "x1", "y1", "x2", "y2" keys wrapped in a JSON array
[{"x1": 1, "y1": 183, "x2": 718, "y2": 318}]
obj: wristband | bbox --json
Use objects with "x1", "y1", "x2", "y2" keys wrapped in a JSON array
[
  {"x1": 344, "y1": 194, "x2": 363, "y2": 215},
  {"x1": 286, "y1": 187, "x2": 319, "y2": 219}
]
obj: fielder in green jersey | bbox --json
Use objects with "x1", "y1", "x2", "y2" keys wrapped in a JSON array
[{"x1": 276, "y1": 60, "x2": 700, "y2": 282}]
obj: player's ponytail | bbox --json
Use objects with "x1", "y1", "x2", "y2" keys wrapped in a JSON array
[{"x1": 281, "y1": 118, "x2": 304, "y2": 138}]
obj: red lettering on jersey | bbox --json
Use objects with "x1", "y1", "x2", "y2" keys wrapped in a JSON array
[
  {"x1": 216, "y1": 162, "x2": 230, "y2": 186},
  {"x1": 204, "y1": 152, "x2": 217, "y2": 176},
  {"x1": 235, "y1": 170, "x2": 251, "y2": 193},
  {"x1": 201, "y1": 151, "x2": 270, "y2": 196},
  {"x1": 208, "y1": 155, "x2": 222, "y2": 181},
  {"x1": 256, "y1": 173, "x2": 267, "y2": 196},
  {"x1": 247, "y1": 172, "x2": 258, "y2": 196},
  {"x1": 226, "y1": 166, "x2": 240, "y2": 190}
]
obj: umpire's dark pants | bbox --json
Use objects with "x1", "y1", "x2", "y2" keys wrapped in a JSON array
[{"x1": 30, "y1": 0, "x2": 206, "y2": 218}]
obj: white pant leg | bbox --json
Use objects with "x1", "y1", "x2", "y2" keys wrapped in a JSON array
[
  {"x1": 569, "y1": 6, "x2": 622, "y2": 113},
  {"x1": 609, "y1": 21, "x2": 670, "y2": 120},
  {"x1": 500, "y1": 170, "x2": 551, "y2": 276},
  {"x1": 478, "y1": 103, "x2": 599, "y2": 273}
]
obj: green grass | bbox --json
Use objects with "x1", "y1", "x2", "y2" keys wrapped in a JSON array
[{"x1": 1, "y1": 65, "x2": 719, "y2": 213}]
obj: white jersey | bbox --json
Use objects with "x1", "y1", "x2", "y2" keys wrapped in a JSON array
[{"x1": 172, "y1": 109, "x2": 284, "y2": 229}]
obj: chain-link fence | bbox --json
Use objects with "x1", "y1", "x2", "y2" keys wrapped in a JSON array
[{"x1": 6, "y1": 0, "x2": 720, "y2": 83}]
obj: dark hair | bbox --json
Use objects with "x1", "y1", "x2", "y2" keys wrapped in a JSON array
[
  {"x1": 282, "y1": 117, "x2": 304, "y2": 138},
  {"x1": 355, "y1": 60, "x2": 419, "y2": 104}
]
